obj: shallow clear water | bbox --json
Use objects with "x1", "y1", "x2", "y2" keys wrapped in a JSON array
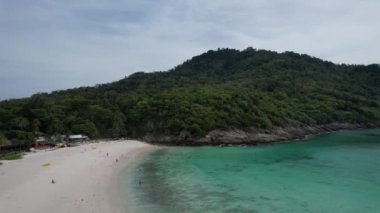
[{"x1": 121, "y1": 129, "x2": 380, "y2": 213}]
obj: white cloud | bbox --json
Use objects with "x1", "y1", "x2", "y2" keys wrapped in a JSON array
[{"x1": 0, "y1": 0, "x2": 379, "y2": 99}]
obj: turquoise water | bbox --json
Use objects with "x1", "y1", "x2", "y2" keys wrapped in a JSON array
[{"x1": 121, "y1": 129, "x2": 380, "y2": 213}]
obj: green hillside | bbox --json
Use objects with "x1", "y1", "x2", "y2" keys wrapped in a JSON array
[{"x1": 1, "y1": 48, "x2": 379, "y2": 146}]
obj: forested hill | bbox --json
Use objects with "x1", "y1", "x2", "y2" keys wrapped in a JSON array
[{"x1": 1, "y1": 48, "x2": 380, "y2": 146}]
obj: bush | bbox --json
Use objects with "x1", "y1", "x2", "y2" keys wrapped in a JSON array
[{"x1": 0, "y1": 151, "x2": 22, "y2": 160}]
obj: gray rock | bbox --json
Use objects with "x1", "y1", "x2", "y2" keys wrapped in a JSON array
[{"x1": 142, "y1": 122, "x2": 379, "y2": 146}]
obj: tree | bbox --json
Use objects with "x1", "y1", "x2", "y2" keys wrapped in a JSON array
[
  {"x1": 31, "y1": 119, "x2": 41, "y2": 133},
  {"x1": 71, "y1": 120, "x2": 98, "y2": 138},
  {"x1": 9, "y1": 117, "x2": 30, "y2": 130},
  {"x1": 0, "y1": 132, "x2": 9, "y2": 151}
]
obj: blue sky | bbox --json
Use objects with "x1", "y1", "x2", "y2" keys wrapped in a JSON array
[{"x1": 0, "y1": 0, "x2": 379, "y2": 100}]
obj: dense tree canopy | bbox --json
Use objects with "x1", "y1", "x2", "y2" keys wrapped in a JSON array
[{"x1": 0, "y1": 48, "x2": 379, "y2": 146}]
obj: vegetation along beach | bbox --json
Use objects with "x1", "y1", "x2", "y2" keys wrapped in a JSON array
[{"x1": 1, "y1": 48, "x2": 379, "y2": 148}]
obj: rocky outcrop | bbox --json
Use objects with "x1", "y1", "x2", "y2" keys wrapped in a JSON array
[
  {"x1": 143, "y1": 122, "x2": 379, "y2": 146},
  {"x1": 197, "y1": 129, "x2": 286, "y2": 144}
]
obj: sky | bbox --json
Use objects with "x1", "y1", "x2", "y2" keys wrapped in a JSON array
[{"x1": 0, "y1": 0, "x2": 379, "y2": 100}]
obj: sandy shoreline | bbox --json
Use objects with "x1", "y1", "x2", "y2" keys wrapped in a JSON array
[{"x1": 0, "y1": 140, "x2": 155, "y2": 213}]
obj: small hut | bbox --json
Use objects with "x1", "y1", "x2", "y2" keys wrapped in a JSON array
[
  {"x1": 67, "y1": 134, "x2": 89, "y2": 143},
  {"x1": 34, "y1": 137, "x2": 55, "y2": 149}
]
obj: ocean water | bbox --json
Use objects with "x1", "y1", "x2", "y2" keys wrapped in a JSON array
[{"x1": 120, "y1": 129, "x2": 380, "y2": 213}]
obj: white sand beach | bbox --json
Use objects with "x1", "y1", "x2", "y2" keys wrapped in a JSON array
[{"x1": 0, "y1": 140, "x2": 154, "y2": 213}]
